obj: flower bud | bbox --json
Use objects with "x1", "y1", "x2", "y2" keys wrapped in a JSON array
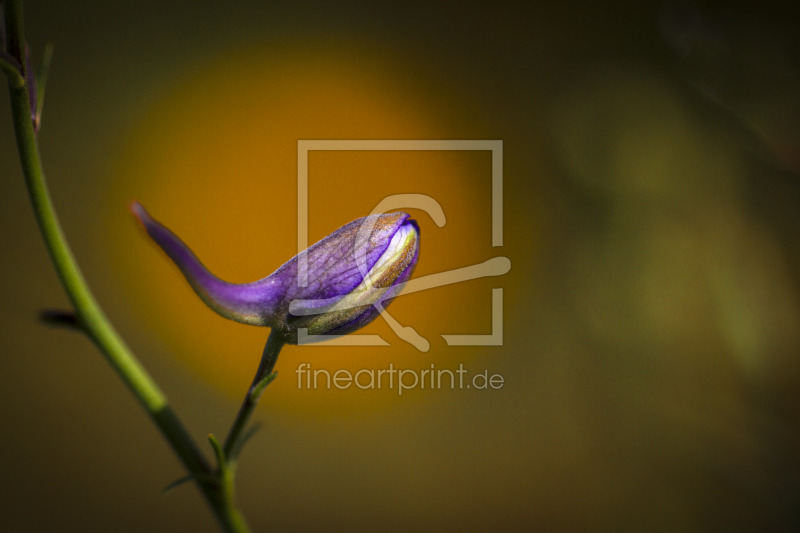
[{"x1": 132, "y1": 203, "x2": 419, "y2": 344}]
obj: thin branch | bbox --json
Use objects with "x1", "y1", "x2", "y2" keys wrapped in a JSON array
[
  {"x1": 2, "y1": 1, "x2": 251, "y2": 532},
  {"x1": 224, "y1": 330, "x2": 284, "y2": 461}
]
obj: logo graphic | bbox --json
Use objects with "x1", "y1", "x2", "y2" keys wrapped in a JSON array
[{"x1": 294, "y1": 140, "x2": 509, "y2": 350}]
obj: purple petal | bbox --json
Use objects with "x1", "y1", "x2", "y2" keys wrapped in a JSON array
[
  {"x1": 131, "y1": 202, "x2": 281, "y2": 325},
  {"x1": 133, "y1": 203, "x2": 420, "y2": 342}
]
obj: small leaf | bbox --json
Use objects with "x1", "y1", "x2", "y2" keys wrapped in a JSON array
[
  {"x1": 162, "y1": 474, "x2": 193, "y2": 494},
  {"x1": 34, "y1": 43, "x2": 53, "y2": 130},
  {"x1": 162, "y1": 473, "x2": 217, "y2": 494},
  {"x1": 39, "y1": 309, "x2": 83, "y2": 331},
  {"x1": 239, "y1": 423, "x2": 263, "y2": 449},
  {"x1": 208, "y1": 433, "x2": 226, "y2": 468},
  {"x1": 249, "y1": 371, "x2": 277, "y2": 403}
]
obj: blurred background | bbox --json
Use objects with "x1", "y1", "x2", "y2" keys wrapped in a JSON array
[{"x1": 2, "y1": 0, "x2": 800, "y2": 531}]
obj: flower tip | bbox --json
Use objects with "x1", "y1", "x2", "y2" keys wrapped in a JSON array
[
  {"x1": 129, "y1": 201, "x2": 150, "y2": 228},
  {"x1": 407, "y1": 217, "x2": 420, "y2": 236}
]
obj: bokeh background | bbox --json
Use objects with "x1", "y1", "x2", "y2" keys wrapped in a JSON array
[{"x1": 2, "y1": 0, "x2": 800, "y2": 531}]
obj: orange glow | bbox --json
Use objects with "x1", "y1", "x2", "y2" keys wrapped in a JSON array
[{"x1": 109, "y1": 45, "x2": 493, "y2": 415}]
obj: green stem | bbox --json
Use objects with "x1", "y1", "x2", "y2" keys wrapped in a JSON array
[
  {"x1": 209, "y1": 435, "x2": 252, "y2": 533},
  {"x1": 224, "y1": 330, "x2": 284, "y2": 460},
  {"x1": 2, "y1": 1, "x2": 249, "y2": 531}
]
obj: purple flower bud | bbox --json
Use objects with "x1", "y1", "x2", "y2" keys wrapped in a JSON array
[{"x1": 132, "y1": 202, "x2": 419, "y2": 344}]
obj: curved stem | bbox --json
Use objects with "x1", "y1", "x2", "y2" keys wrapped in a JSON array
[
  {"x1": 224, "y1": 330, "x2": 284, "y2": 460},
  {"x1": 2, "y1": 1, "x2": 249, "y2": 531}
]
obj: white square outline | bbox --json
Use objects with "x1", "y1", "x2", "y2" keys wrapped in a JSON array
[{"x1": 296, "y1": 140, "x2": 503, "y2": 346}]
